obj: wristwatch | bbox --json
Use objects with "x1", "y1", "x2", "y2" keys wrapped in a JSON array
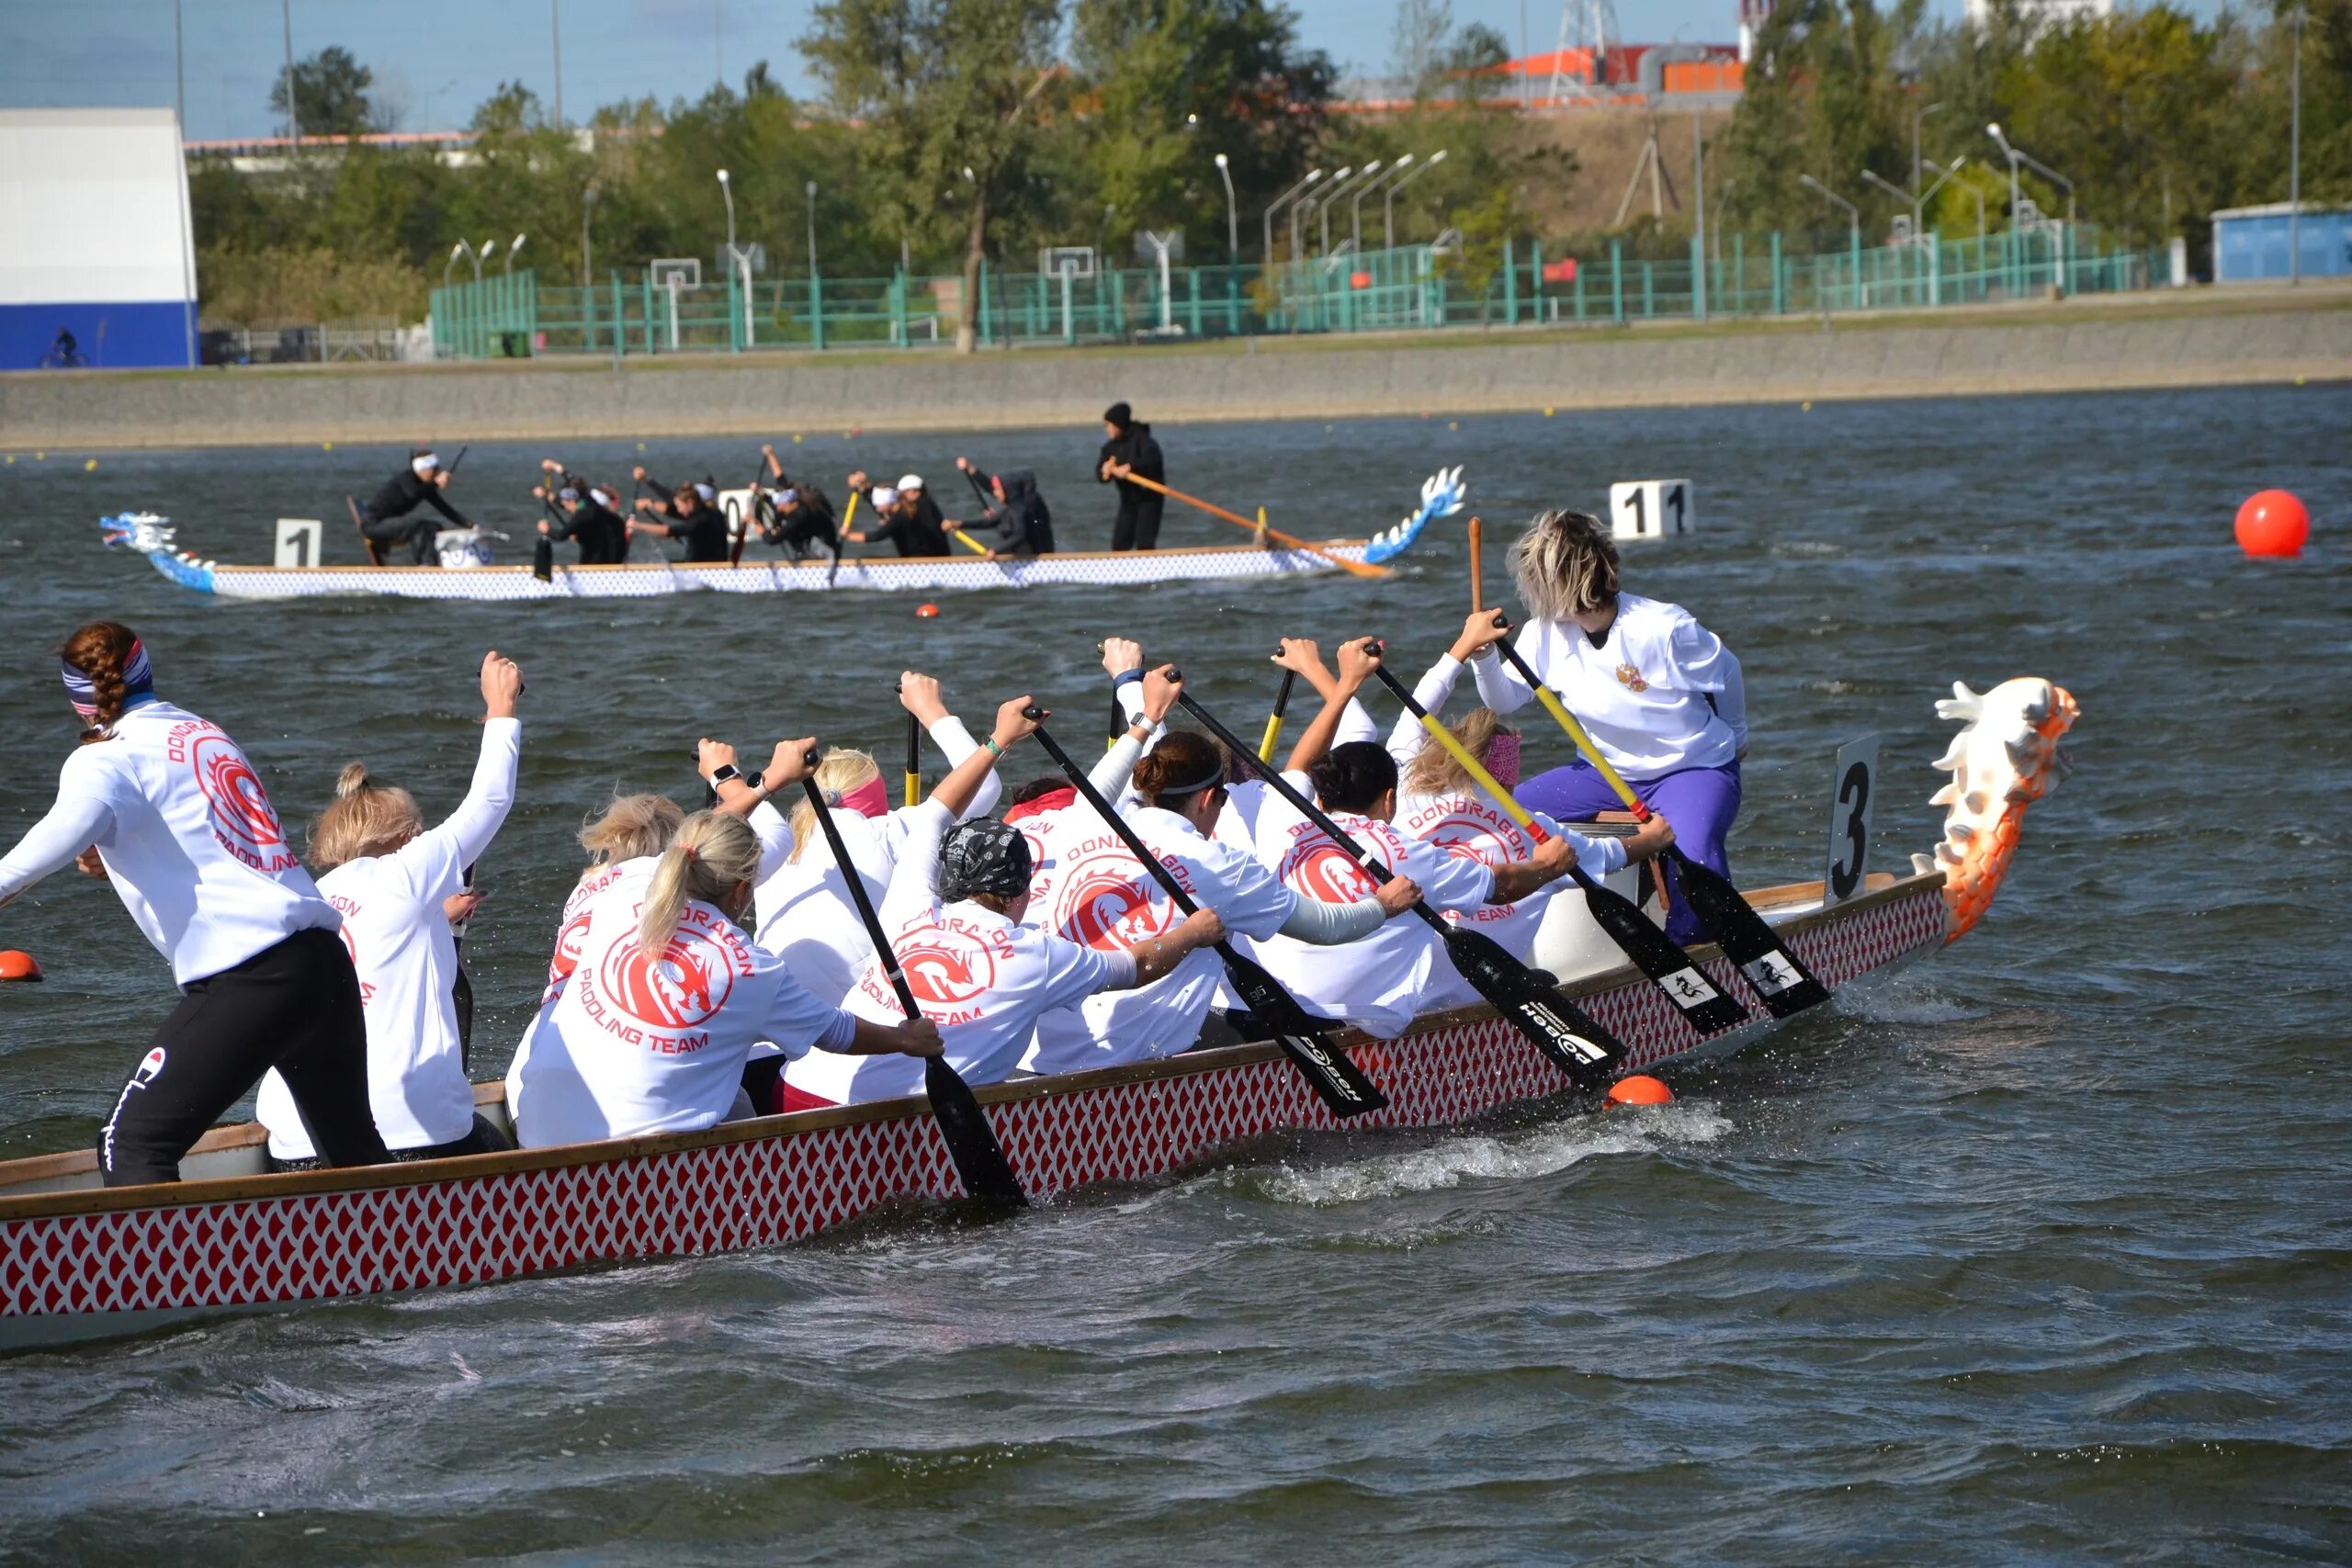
[{"x1": 708, "y1": 763, "x2": 743, "y2": 787}]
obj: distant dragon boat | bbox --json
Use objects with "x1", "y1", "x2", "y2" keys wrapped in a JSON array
[{"x1": 0, "y1": 678, "x2": 2077, "y2": 1350}]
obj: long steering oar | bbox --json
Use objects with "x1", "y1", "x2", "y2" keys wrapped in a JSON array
[
  {"x1": 1025, "y1": 713, "x2": 1388, "y2": 1118},
  {"x1": 1114, "y1": 471, "x2": 1390, "y2": 581},
  {"x1": 1368, "y1": 659, "x2": 1748, "y2": 1038},
  {"x1": 797, "y1": 772, "x2": 1026, "y2": 1206},
  {"x1": 1175, "y1": 690, "x2": 1623, "y2": 1091},
  {"x1": 1493, "y1": 637, "x2": 1830, "y2": 1018},
  {"x1": 1259, "y1": 670, "x2": 1298, "y2": 763}
]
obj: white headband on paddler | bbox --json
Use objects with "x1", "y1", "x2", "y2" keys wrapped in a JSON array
[
  {"x1": 590, "y1": 485, "x2": 618, "y2": 508},
  {"x1": 870, "y1": 486, "x2": 899, "y2": 509},
  {"x1": 896, "y1": 473, "x2": 924, "y2": 493},
  {"x1": 692, "y1": 481, "x2": 717, "y2": 503},
  {"x1": 412, "y1": 452, "x2": 439, "y2": 477}
]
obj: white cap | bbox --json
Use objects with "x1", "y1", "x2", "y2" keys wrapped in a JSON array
[
  {"x1": 411, "y1": 452, "x2": 439, "y2": 477},
  {"x1": 870, "y1": 487, "x2": 899, "y2": 509},
  {"x1": 896, "y1": 473, "x2": 924, "y2": 492},
  {"x1": 775, "y1": 488, "x2": 798, "y2": 506},
  {"x1": 692, "y1": 481, "x2": 717, "y2": 503}
]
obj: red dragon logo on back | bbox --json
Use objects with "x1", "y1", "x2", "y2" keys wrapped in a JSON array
[{"x1": 596, "y1": 927, "x2": 736, "y2": 1029}]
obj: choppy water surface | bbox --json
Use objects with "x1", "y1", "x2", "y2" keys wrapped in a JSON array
[{"x1": 0, "y1": 386, "x2": 2347, "y2": 1563}]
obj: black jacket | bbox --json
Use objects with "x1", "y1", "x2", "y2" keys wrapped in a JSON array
[
  {"x1": 765, "y1": 483, "x2": 840, "y2": 556},
  {"x1": 860, "y1": 488, "x2": 950, "y2": 558},
  {"x1": 548, "y1": 497, "x2": 628, "y2": 563},
  {"x1": 365, "y1": 468, "x2": 470, "y2": 528},
  {"x1": 1097, "y1": 423, "x2": 1165, "y2": 506},
  {"x1": 975, "y1": 470, "x2": 1055, "y2": 556}
]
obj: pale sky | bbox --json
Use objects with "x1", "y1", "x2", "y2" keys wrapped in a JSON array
[{"x1": 6, "y1": 0, "x2": 1860, "y2": 143}]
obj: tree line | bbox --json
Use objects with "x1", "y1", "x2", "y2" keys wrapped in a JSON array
[{"x1": 192, "y1": 0, "x2": 2347, "y2": 335}]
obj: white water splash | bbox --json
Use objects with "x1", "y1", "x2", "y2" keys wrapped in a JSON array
[{"x1": 1255, "y1": 1104, "x2": 1733, "y2": 1208}]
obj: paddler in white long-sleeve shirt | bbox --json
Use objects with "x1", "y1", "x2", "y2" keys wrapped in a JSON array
[
  {"x1": 781, "y1": 696, "x2": 1228, "y2": 1109},
  {"x1": 1021, "y1": 713, "x2": 1421, "y2": 1075},
  {"x1": 257, "y1": 651, "x2": 526, "y2": 1167},
  {"x1": 1465, "y1": 508, "x2": 1746, "y2": 943},
  {"x1": 752, "y1": 673, "x2": 1002, "y2": 1004},
  {"x1": 1380, "y1": 619, "x2": 1675, "y2": 1010},
  {"x1": 0, "y1": 621, "x2": 390, "y2": 1185},
  {"x1": 514, "y1": 807, "x2": 943, "y2": 1148},
  {"x1": 1240, "y1": 637, "x2": 1586, "y2": 1038}
]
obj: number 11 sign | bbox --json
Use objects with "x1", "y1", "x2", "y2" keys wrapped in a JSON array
[{"x1": 1608, "y1": 480, "x2": 1693, "y2": 541}]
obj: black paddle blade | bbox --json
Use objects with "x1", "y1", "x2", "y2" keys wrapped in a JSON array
[
  {"x1": 531, "y1": 535, "x2": 554, "y2": 583},
  {"x1": 1577, "y1": 876, "x2": 1750, "y2": 1036},
  {"x1": 1669, "y1": 849, "x2": 1831, "y2": 1019},
  {"x1": 1442, "y1": 925, "x2": 1625, "y2": 1090},
  {"x1": 1218, "y1": 948, "x2": 1387, "y2": 1118},
  {"x1": 922, "y1": 1056, "x2": 1027, "y2": 1206}
]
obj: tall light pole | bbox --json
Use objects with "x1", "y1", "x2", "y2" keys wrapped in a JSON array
[
  {"x1": 551, "y1": 0, "x2": 564, "y2": 128},
  {"x1": 717, "y1": 167, "x2": 737, "y2": 265},
  {"x1": 503, "y1": 233, "x2": 527, "y2": 274},
  {"x1": 1355, "y1": 154, "x2": 1413, "y2": 253},
  {"x1": 2290, "y1": 5, "x2": 2307, "y2": 283},
  {"x1": 1987, "y1": 123, "x2": 2022, "y2": 235},
  {"x1": 280, "y1": 0, "x2": 298, "y2": 142},
  {"x1": 1301, "y1": 165, "x2": 1351, "y2": 255},
  {"x1": 806, "y1": 179, "x2": 820, "y2": 280},
  {"x1": 473, "y1": 238, "x2": 495, "y2": 281},
  {"x1": 1911, "y1": 101, "x2": 1945, "y2": 212},
  {"x1": 1385, "y1": 150, "x2": 1445, "y2": 247},
  {"x1": 174, "y1": 0, "x2": 185, "y2": 133},
  {"x1": 1800, "y1": 174, "x2": 1860, "y2": 309},
  {"x1": 1214, "y1": 152, "x2": 1238, "y2": 262},
  {"x1": 1264, "y1": 168, "x2": 1322, "y2": 265},
  {"x1": 446, "y1": 243, "x2": 468, "y2": 288},
  {"x1": 1321, "y1": 162, "x2": 1382, "y2": 254},
  {"x1": 581, "y1": 184, "x2": 597, "y2": 287},
  {"x1": 1988, "y1": 123, "x2": 2074, "y2": 280}
]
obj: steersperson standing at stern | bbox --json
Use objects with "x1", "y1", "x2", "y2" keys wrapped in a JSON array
[{"x1": 1463, "y1": 508, "x2": 1748, "y2": 946}]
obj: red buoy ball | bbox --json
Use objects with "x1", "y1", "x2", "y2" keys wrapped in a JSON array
[
  {"x1": 1604, "y1": 1075, "x2": 1672, "y2": 1108},
  {"x1": 915, "y1": 603, "x2": 940, "y2": 619},
  {"x1": 0, "y1": 950, "x2": 43, "y2": 982},
  {"x1": 2235, "y1": 490, "x2": 2310, "y2": 558}
]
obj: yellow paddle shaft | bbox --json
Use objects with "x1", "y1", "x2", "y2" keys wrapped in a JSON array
[
  {"x1": 952, "y1": 527, "x2": 989, "y2": 557},
  {"x1": 1258, "y1": 714, "x2": 1285, "y2": 763},
  {"x1": 1408, "y1": 709, "x2": 1548, "y2": 842},
  {"x1": 903, "y1": 770, "x2": 921, "y2": 809}
]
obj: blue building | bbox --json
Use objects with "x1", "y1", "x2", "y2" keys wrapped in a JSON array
[
  {"x1": 2211, "y1": 202, "x2": 2352, "y2": 283},
  {"x1": 0, "y1": 108, "x2": 198, "y2": 370}
]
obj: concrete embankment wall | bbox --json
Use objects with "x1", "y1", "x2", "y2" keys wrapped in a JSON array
[{"x1": 6, "y1": 305, "x2": 2349, "y2": 450}]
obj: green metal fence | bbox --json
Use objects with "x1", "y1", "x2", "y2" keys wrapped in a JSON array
[{"x1": 429, "y1": 226, "x2": 2167, "y2": 360}]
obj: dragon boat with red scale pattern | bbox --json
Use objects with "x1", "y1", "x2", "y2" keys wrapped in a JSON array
[{"x1": 0, "y1": 678, "x2": 2076, "y2": 1350}]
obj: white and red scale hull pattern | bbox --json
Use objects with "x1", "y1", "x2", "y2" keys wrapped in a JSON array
[
  {"x1": 141, "y1": 541, "x2": 1372, "y2": 601},
  {"x1": 0, "y1": 878, "x2": 1946, "y2": 1342}
]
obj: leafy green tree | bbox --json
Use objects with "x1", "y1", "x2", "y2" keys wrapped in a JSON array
[
  {"x1": 1070, "y1": 0, "x2": 1333, "y2": 264},
  {"x1": 268, "y1": 46, "x2": 382, "y2": 139},
  {"x1": 804, "y1": 0, "x2": 1065, "y2": 352}
]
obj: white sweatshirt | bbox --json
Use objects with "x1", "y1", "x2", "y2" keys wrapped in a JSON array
[
  {"x1": 1019, "y1": 804, "x2": 1297, "y2": 1074},
  {"x1": 515, "y1": 889, "x2": 859, "y2": 1148},
  {"x1": 782, "y1": 799, "x2": 1133, "y2": 1105},
  {"x1": 0, "y1": 699, "x2": 337, "y2": 985},
  {"x1": 256, "y1": 718, "x2": 520, "y2": 1158},
  {"x1": 1470, "y1": 593, "x2": 1747, "y2": 780}
]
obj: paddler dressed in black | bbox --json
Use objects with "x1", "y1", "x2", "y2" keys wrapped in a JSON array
[
  {"x1": 357, "y1": 450, "x2": 474, "y2": 565},
  {"x1": 534, "y1": 462, "x2": 628, "y2": 564},
  {"x1": 1097, "y1": 402, "x2": 1166, "y2": 551},
  {"x1": 844, "y1": 471, "x2": 950, "y2": 558},
  {"x1": 629, "y1": 469, "x2": 729, "y2": 562},
  {"x1": 760, "y1": 444, "x2": 842, "y2": 560},
  {"x1": 955, "y1": 457, "x2": 1056, "y2": 558}
]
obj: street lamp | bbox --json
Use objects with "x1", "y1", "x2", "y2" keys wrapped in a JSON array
[
  {"x1": 581, "y1": 183, "x2": 597, "y2": 288},
  {"x1": 1355, "y1": 153, "x2": 1413, "y2": 253},
  {"x1": 2290, "y1": 5, "x2": 2307, "y2": 283},
  {"x1": 1319, "y1": 161, "x2": 1382, "y2": 254},
  {"x1": 1264, "y1": 168, "x2": 1322, "y2": 265},
  {"x1": 1911, "y1": 101, "x2": 1945, "y2": 212},
  {"x1": 1924, "y1": 157, "x2": 1983, "y2": 243},
  {"x1": 473, "y1": 238, "x2": 496, "y2": 281},
  {"x1": 1800, "y1": 174, "x2": 1860, "y2": 309},
  {"x1": 502, "y1": 232, "x2": 527, "y2": 274},
  {"x1": 445, "y1": 242, "x2": 468, "y2": 288},
  {"x1": 806, "y1": 179, "x2": 820, "y2": 280},
  {"x1": 1300, "y1": 165, "x2": 1351, "y2": 256},
  {"x1": 1988, "y1": 123, "x2": 2075, "y2": 278},
  {"x1": 1214, "y1": 152, "x2": 1238, "y2": 262},
  {"x1": 717, "y1": 167, "x2": 737, "y2": 265},
  {"x1": 1385, "y1": 150, "x2": 1445, "y2": 248}
]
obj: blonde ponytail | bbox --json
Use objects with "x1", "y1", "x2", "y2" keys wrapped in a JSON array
[
  {"x1": 309, "y1": 761, "x2": 424, "y2": 871},
  {"x1": 638, "y1": 810, "x2": 763, "y2": 949},
  {"x1": 578, "y1": 791, "x2": 684, "y2": 865},
  {"x1": 1403, "y1": 708, "x2": 1504, "y2": 798},
  {"x1": 786, "y1": 749, "x2": 882, "y2": 862}
]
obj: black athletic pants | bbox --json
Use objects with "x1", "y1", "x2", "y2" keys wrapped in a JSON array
[
  {"x1": 359, "y1": 507, "x2": 439, "y2": 565},
  {"x1": 1112, "y1": 495, "x2": 1164, "y2": 552},
  {"x1": 99, "y1": 927, "x2": 391, "y2": 1186}
]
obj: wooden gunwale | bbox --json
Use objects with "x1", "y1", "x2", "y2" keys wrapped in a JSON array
[
  {"x1": 199, "y1": 538, "x2": 1373, "y2": 576},
  {"x1": 0, "y1": 870, "x2": 1921, "y2": 1224}
]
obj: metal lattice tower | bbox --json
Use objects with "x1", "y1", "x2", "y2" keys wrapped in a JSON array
[{"x1": 1547, "y1": 0, "x2": 1621, "y2": 106}]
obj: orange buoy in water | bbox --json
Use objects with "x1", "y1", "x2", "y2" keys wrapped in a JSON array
[
  {"x1": 0, "y1": 950, "x2": 43, "y2": 982},
  {"x1": 915, "y1": 603, "x2": 940, "y2": 619},
  {"x1": 1605, "y1": 1075, "x2": 1672, "y2": 1107},
  {"x1": 2235, "y1": 490, "x2": 2310, "y2": 558}
]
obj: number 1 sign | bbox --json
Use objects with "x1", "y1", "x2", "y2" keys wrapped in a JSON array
[
  {"x1": 274, "y1": 519, "x2": 322, "y2": 570},
  {"x1": 1608, "y1": 480, "x2": 1693, "y2": 541}
]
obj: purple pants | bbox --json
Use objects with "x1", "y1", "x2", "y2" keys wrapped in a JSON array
[{"x1": 1516, "y1": 761, "x2": 1741, "y2": 945}]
